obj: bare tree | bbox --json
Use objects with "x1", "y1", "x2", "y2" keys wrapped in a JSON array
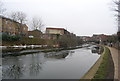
[
  {"x1": 10, "y1": 11, "x2": 27, "y2": 24},
  {"x1": 117, "y1": 1, "x2": 120, "y2": 32},
  {"x1": 10, "y1": 11, "x2": 27, "y2": 36},
  {"x1": 0, "y1": 1, "x2": 6, "y2": 15},
  {"x1": 10, "y1": 12, "x2": 18, "y2": 21},
  {"x1": 114, "y1": 0, "x2": 120, "y2": 13},
  {"x1": 31, "y1": 17, "x2": 44, "y2": 30},
  {"x1": 113, "y1": 0, "x2": 120, "y2": 42}
]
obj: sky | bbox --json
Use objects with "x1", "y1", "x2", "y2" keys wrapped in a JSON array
[{"x1": 2, "y1": 0, "x2": 117, "y2": 36}]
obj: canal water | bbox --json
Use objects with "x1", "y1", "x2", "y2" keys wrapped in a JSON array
[{"x1": 2, "y1": 46, "x2": 100, "y2": 79}]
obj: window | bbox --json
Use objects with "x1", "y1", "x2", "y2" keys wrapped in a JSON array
[
  {"x1": 9, "y1": 27, "x2": 11, "y2": 30},
  {"x1": 6, "y1": 21, "x2": 8, "y2": 24},
  {"x1": 17, "y1": 23, "x2": 20, "y2": 27},
  {"x1": 10, "y1": 21, "x2": 12, "y2": 25},
  {"x1": 24, "y1": 28, "x2": 26, "y2": 30}
]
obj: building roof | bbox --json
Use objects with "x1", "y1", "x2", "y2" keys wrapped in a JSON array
[
  {"x1": 0, "y1": 15, "x2": 14, "y2": 21},
  {"x1": 0, "y1": 15, "x2": 20, "y2": 24},
  {"x1": 0, "y1": 15, "x2": 28, "y2": 27},
  {"x1": 28, "y1": 29, "x2": 42, "y2": 33},
  {"x1": 46, "y1": 27, "x2": 65, "y2": 30}
]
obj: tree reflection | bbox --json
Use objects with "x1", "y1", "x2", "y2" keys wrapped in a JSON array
[
  {"x1": 2, "y1": 64, "x2": 24, "y2": 79},
  {"x1": 28, "y1": 54, "x2": 44, "y2": 77},
  {"x1": 29, "y1": 63, "x2": 42, "y2": 76},
  {"x1": 2, "y1": 56, "x2": 25, "y2": 79}
]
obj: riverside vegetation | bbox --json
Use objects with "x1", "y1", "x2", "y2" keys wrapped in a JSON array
[
  {"x1": 2, "y1": 34, "x2": 83, "y2": 48},
  {"x1": 2, "y1": 34, "x2": 83, "y2": 57},
  {"x1": 92, "y1": 46, "x2": 114, "y2": 80}
]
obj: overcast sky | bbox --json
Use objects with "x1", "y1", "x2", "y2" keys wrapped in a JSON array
[{"x1": 3, "y1": 0, "x2": 117, "y2": 36}]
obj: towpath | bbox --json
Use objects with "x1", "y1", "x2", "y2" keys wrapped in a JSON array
[{"x1": 108, "y1": 47, "x2": 119, "y2": 81}]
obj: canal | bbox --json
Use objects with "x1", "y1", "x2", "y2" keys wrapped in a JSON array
[{"x1": 2, "y1": 46, "x2": 100, "y2": 79}]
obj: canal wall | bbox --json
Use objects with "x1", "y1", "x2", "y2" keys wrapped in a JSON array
[{"x1": 81, "y1": 46, "x2": 106, "y2": 79}]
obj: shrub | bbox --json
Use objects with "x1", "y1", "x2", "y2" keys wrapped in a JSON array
[
  {"x1": 2, "y1": 33, "x2": 21, "y2": 41},
  {"x1": 58, "y1": 35, "x2": 83, "y2": 48}
]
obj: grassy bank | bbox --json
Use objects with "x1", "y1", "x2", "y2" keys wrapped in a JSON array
[
  {"x1": 81, "y1": 46, "x2": 105, "y2": 79},
  {"x1": 81, "y1": 46, "x2": 114, "y2": 80},
  {"x1": 92, "y1": 47, "x2": 114, "y2": 80}
]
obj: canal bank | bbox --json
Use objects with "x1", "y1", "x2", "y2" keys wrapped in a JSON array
[
  {"x1": 2, "y1": 46, "x2": 82, "y2": 57},
  {"x1": 81, "y1": 46, "x2": 114, "y2": 80}
]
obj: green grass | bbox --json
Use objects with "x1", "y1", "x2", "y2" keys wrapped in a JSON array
[{"x1": 92, "y1": 47, "x2": 110, "y2": 80}]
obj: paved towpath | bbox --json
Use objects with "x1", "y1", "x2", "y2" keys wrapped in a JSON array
[{"x1": 108, "y1": 47, "x2": 119, "y2": 81}]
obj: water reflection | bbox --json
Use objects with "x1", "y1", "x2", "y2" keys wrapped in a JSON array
[
  {"x1": 3, "y1": 65, "x2": 24, "y2": 79},
  {"x1": 28, "y1": 54, "x2": 43, "y2": 77},
  {"x1": 2, "y1": 54, "x2": 45, "y2": 79},
  {"x1": 2, "y1": 47, "x2": 100, "y2": 79},
  {"x1": 2, "y1": 57, "x2": 24, "y2": 79},
  {"x1": 29, "y1": 63, "x2": 42, "y2": 76},
  {"x1": 44, "y1": 51, "x2": 69, "y2": 59},
  {"x1": 2, "y1": 51, "x2": 70, "y2": 79}
]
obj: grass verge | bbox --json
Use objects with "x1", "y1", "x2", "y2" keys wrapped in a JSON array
[
  {"x1": 92, "y1": 47, "x2": 114, "y2": 80},
  {"x1": 81, "y1": 46, "x2": 114, "y2": 80}
]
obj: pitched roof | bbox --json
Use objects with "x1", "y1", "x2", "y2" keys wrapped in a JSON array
[
  {"x1": 46, "y1": 27, "x2": 65, "y2": 30},
  {"x1": 0, "y1": 15, "x2": 28, "y2": 26},
  {"x1": 28, "y1": 29, "x2": 42, "y2": 33}
]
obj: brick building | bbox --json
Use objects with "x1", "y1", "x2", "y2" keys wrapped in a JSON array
[
  {"x1": 44, "y1": 27, "x2": 70, "y2": 39},
  {"x1": 0, "y1": 15, "x2": 28, "y2": 36},
  {"x1": 46, "y1": 28, "x2": 70, "y2": 35},
  {"x1": 28, "y1": 30, "x2": 42, "y2": 38},
  {"x1": 92, "y1": 34, "x2": 109, "y2": 41},
  {"x1": 42, "y1": 34, "x2": 60, "y2": 40}
]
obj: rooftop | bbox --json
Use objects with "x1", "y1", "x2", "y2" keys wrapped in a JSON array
[
  {"x1": 46, "y1": 27, "x2": 65, "y2": 30},
  {"x1": 0, "y1": 15, "x2": 27, "y2": 26}
]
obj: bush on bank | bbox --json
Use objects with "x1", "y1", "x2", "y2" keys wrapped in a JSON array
[
  {"x1": 2, "y1": 34, "x2": 21, "y2": 41},
  {"x1": 58, "y1": 34, "x2": 83, "y2": 48},
  {"x1": 2, "y1": 33, "x2": 83, "y2": 48},
  {"x1": 2, "y1": 36, "x2": 56, "y2": 46}
]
